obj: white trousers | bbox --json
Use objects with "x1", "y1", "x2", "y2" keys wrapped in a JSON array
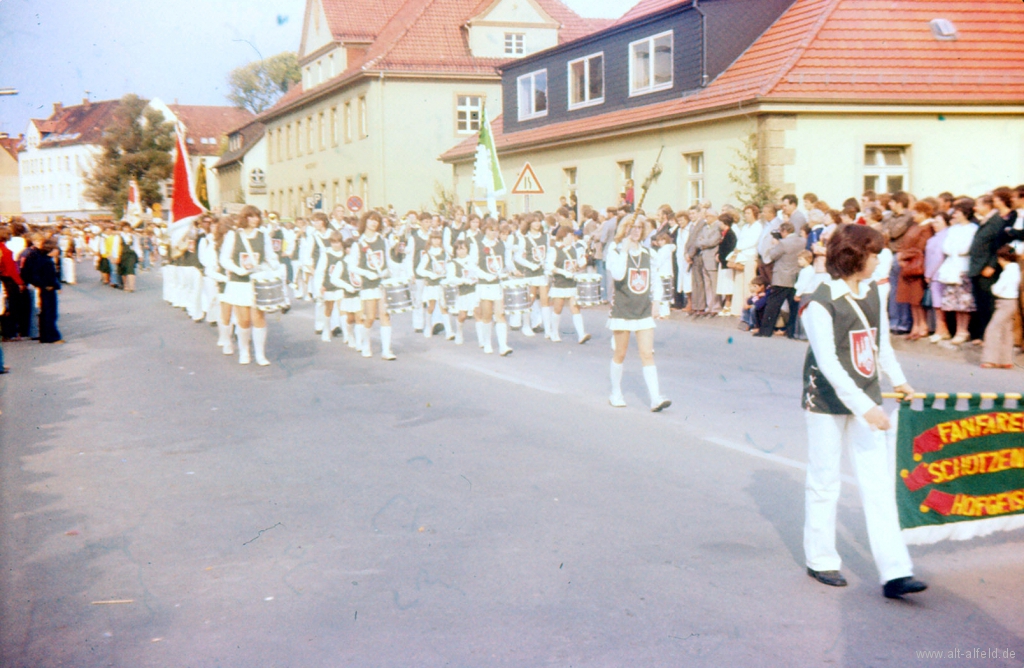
[
  {"x1": 804, "y1": 411, "x2": 913, "y2": 584},
  {"x1": 202, "y1": 276, "x2": 220, "y2": 322},
  {"x1": 180, "y1": 266, "x2": 204, "y2": 320}
]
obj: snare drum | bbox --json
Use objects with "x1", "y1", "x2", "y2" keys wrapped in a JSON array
[
  {"x1": 383, "y1": 279, "x2": 413, "y2": 314},
  {"x1": 660, "y1": 276, "x2": 674, "y2": 302},
  {"x1": 576, "y1": 274, "x2": 604, "y2": 307},
  {"x1": 501, "y1": 278, "x2": 531, "y2": 313},
  {"x1": 253, "y1": 276, "x2": 287, "y2": 312},
  {"x1": 442, "y1": 281, "x2": 460, "y2": 309}
]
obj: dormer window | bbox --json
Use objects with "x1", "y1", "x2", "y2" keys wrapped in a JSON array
[
  {"x1": 517, "y1": 69, "x2": 548, "y2": 121},
  {"x1": 629, "y1": 31, "x2": 673, "y2": 96},
  {"x1": 504, "y1": 33, "x2": 525, "y2": 56},
  {"x1": 568, "y1": 53, "x2": 604, "y2": 110}
]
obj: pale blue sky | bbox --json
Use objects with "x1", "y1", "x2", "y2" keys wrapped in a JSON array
[{"x1": 0, "y1": 0, "x2": 637, "y2": 137}]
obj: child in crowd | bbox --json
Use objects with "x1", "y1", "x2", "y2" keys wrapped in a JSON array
[
  {"x1": 981, "y1": 245, "x2": 1020, "y2": 369},
  {"x1": 741, "y1": 277, "x2": 769, "y2": 331},
  {"x1": 793, "y1": 250, "x2": 820, "y2": 340},
  {"x1": 651, "y1": 232, "x2": 675, "y2": 319}
]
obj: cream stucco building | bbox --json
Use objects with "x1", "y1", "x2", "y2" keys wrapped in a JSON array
[
  {"x1": 259, "y1": 0, "x2": 609, "y2": 217},
  {"x1": 442, "y1": 0, "x2": 1024, "y2": 213}
]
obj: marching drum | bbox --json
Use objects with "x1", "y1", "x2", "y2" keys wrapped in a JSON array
[
  {"x1": 501, "y1": 278, "x2": 531, "y2": 313},
  {"x1": 575, "y1": 274, "x2": 603, "y2": 307},
  {"x1": 383, "y1": 279, "x2": 413, "y2": 314},
  {"x1": 661, "y1": 276, "x2": 675, "y2": 302},
  {"x1": 442, "y1": 281, "x2": 460, "y2": 309},
  {"x1": 254, "y1": 276, "x2": 287, "y2": 312}
]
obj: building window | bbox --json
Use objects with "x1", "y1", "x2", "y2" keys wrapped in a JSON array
[
  {"x1": 318, "y1": 112, "x2": 326, "y2": 150},
  {"x1": 360, "y1": 175, "x2": 369, "y2": 207},
  {"x1": 344, "y1": 101, "x2": 352, "y2": 143},
  {"x1": 864, "y1": 146, "x2": 909, "y2": 194},
  {"x1": 307, "y1": 116, "x2": 314, "y2": 154},
  {"x1": 332, "y1": 180, "x2": 340, "y2": 208},
  {"x1": 684, "y1": 152, "x2": 704, "y2": 207},
  {"x1": 330, "y1": 107, "x2": 338, "y2": 146},
  {"x1": 629, "y1": 31, "x2": 673, "y2": 96},
  {"x1": 358, "y1": 97, "x2": 368, "y2": 139},
  {"x1": 517, "y1": 69, "x2": 548, "y2": 121},
  {"x1": 564, "y1": 167, "x2": 577, "y2": 193},
  {"x1": 456, "y1": 95, "x2": 483, "y2": 134},
  {"x1": 568, "y1": 53, "x2": 604, "y2": 110},
  {"x1": 346, "y1": 177, "x2": 354, "y2": 200},
  {"x1": 504, "y1": 33, "x2": 525, "y2": 56},
  {"x1": 286, "y1": 125, "x2": 292, "y2": 159}
]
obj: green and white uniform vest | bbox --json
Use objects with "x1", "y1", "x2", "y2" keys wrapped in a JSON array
[
  {"x1": 477, "y1": 240, "x2": 506, "y2": 284},
  {"x1": 802, "y1": 282, "x2": 883, "y2": 415},
  {"x1": 551, "y1": 246, "x2": 580, "y2": 289},
  {"x1": 521, "y1": 232, "x2": 548, "y2": 277},
  {"x1": 357, "y1": 234, "x2": 387, "y2": 290},
  {"x1": 228, "y1": 230, "x2": 266, "y2": 283},
  {"x1": 610, "y1": 247, "x2": 653, "y2": 320}
]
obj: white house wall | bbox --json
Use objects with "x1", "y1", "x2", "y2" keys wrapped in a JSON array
[{"x1": 784, "y1": 113, "x2": 1024, "y2": 203}]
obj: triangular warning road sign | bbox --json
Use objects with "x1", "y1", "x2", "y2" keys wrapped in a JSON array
[{"x1": 511, "y1": 162, "x2": 544, "y2": 195}]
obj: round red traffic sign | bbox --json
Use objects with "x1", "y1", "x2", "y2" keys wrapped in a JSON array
[{"x1": 347, "y1": 196, "x2": 363, "y2": 212}]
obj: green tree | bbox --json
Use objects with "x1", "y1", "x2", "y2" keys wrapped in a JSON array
[
  {"x1": 728, "y1": 132, "x2": 779, "y2": 208},
  {"x1": 227, "y1": 52, "x2": 301, "y2": 114},
  {"x1": 84, "y1": 94, "x2": 174, "y2": 218}
]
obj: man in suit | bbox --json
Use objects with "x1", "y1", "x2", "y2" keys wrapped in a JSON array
[
  {"x1": 696, "y1": 212, "x2": 726, "y2": 315},
  {"x1": 685, "y1": 211, "x2": 708, "y2": 315},
  {"x1": 883, "y1": 191, "x2": 914, "y2": 333},
  {"x1": 967, "y1": 195, "x2": 1004, "y2": 341},
  {"x1": 755, "y1": 222, "x2": 804, "y2": 338}
]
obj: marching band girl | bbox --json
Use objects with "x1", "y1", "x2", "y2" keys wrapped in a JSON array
[
  {"x1": 515, "y1": 215, "x2": 549, "y2": 338},
  {"x1": 546, "y1": 226, "x2": 591, "y2": 344},
  {"x1": 606, "y1": 216, "x2": 671, "y2": 411},
  {"x1": 417, "y1": 232, "x2": 453, "y2": 339},
  {"x1": 339, "y1": 238, "x2": 365, "y2": 350},
  {"x1": 474, "y1": 220, "x2": 513, "y2": 356},
  {"x1": 446, "y1": 240, "x2": 478, "y2": 345},
  {"x1": 308, "y1": 214, "x2": 330, "y2": 336},
  {"x1": 315, "y1": 232, "x2": 356, "y2": 343},
  {"x1": 218, "y1": 205, "x2": 280, "y2": 366},
  {"x1": 409, "y1": 213, "x2": 432, "y2": 332},
  {"x1": 212, "y1": 217, "x2": 236, "y2": 354},
  {"x1": 351, "y1": 211, "x2": 396, "y2": 360}
]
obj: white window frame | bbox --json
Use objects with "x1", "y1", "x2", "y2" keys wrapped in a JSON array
[
  {"x1": 629, "y1": 30, "x2": 674, "y2": 97},
  {"x1": 567, "y1": 52, "x2": 605, "y2": 110},
  {"x1": 456, "y1": 95, "x2": 484, "y2": 134},
  {"x1": 517, "y1": 69, "x2": 548, "y2": 122},
  {"x1": 504, "y1": 33, "x2": 525, "y2": 56},
  {"x1": 684, "y1": 152, "x2": 705, "y2": 208},
  {"x1": 863, "y1": 145, "x2": 910, "y2": 194}
]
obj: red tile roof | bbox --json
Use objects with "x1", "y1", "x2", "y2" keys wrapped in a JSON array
[
  {"x1": 442, "y1": 0, "x2": 1024, "y2": 161},
  {"x1": 262, "y1": 0, "x2": 606, "y2": 121},
  {"x1": 615, "y1": 0, "x2": 687, "y2": 25},
  {"x1": 321, "y1": 0, "x2": 408, "y2": 42},
  {"x1": 168, "y1": 105, "x2": 255, "y2": 156},
  {"x1": 0, "y1": 135, "x2": 22, "y2": 159},
  {"x1": 30, "y1": 100, "x2": 123, "y2": 148}
]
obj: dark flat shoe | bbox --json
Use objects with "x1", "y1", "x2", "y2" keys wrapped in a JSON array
[
  {"x1": 883, "y1": 576, "x2": 927, "y2": 599},
  {"x1": 807, "y1": 568, "x2": 847, "y2": 587}
]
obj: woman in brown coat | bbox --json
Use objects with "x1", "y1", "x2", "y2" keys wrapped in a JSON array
[{"x1": 896, "y1": 201, "x2": 935, "y2": 340}]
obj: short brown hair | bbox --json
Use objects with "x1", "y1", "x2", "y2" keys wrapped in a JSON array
[
  {"x1": 826, "y1": 224, "x2": 885, "y2": 279},
  {"x1": 912, "y1": 201, "x2": 935, "y2": 217}
]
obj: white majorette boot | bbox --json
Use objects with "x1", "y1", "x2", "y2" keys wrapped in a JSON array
[
  {"x1": 609, "y1": 361, "x2": 626, "y2": 407},
  {"x1": 454, "y1": 320, "x2": 464, "y2": 345},
  {"x1": 237, "y1": 327, "x2": 252, "y2": 365},
  {"x1": 549, "y1": 311, "x2": 562, "y2": 342},
  {"x1": 542, "y1": 306, "x2": 553, "y2": 339},
  {"x1": 252, "y1": 327, "x2": 271, "y2": 366},
  {"x1": 643, "y1": 365, "x2": 671, "y2": 412},
  {"x1": 573, "y1": 314, "x2": 590, "y2": 344},
  {"x1": 321, "y1": 324, "x2": 332, "y2": 343},
  {"x1": 482, "y1": 323, "x2": 494, "y2": 355},
  {"x1": 496, "y1": 322, "x2": 513, "y2": 357},
  {"x1": 362, "y1": 325, "x2": 373, "y2": 358},
  {"x1": 380, "y1": 325, "x2": 396, "y2": 360}
]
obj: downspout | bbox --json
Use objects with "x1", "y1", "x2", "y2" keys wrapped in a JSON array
[
  {"x1": 693, "y1": 0, "x2": 708, "y2": 87},
  {"x1": 378, "y1": 71, "x2": 386, "y2": 209}
]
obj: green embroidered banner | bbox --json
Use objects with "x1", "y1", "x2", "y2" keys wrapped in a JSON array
[{"x1": 895, "y1": 394, "x2": 1024, "y2": 545}]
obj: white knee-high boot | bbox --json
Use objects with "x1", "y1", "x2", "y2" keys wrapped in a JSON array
[
  {"x1": 253, "y1": 327, "x2": 270, "y2": 366},
  {"x1": 237, "y1": 327, "x2": 252, "y2": 365},
  {"x1": 475, "y1": 321, "x2": 485, "y2": 348},
  {"x1": 442, "y1": 314, "x2": 453, "y2": 339},
  {"x1": 530, "y1": 301, "x2": 542, "y2": 329},
  {"x1": 344, "y1": 322, "x2": 355, "y2": 348},
  {"x1": 549, "y1": 311, "x2": 562, "y2": 342},
  {"x1": 454, "y1": 319, "x2": 464, "y2": 345},
  {"x1": 573, "y1": 313, "x2": 589, "y2": 343},
  {"x1": 496, "y1": 322, "x2": 512, "y2": 356},
  {"x1": 482, "y1": 323, "x2": 493, "y2": 354},
  {"x1": 643, "y1": 365, "x2": 671, "y2": 412},
  {"x1": 362, "y1": 325, "x2": 373, "y2": 357},
  {"x1": 381, "y1": 326, "x2": 395, "y2": 360},
  {"x1": 222, "y1": 324, "x2": 235, "y2": 355},
  {"x1": 542, "y1": 306, "x2": 553, "y2": 338},
  {"x1": 217, "y1": 323, "x2": 231, "y2": 348},
  {"x1": 609, "y1": 361, "x2": 625, "y2": 406},
  {"x1": 321, "y1": 323, "x2": 332, "y2": 342},
  {"x1": 314, "y1": 300, "x2": 326, "y2": 333}
]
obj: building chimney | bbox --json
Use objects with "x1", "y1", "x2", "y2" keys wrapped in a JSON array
[
  {"x1": 82, "y1": 97, "x2": 91, "y2": 108},
  {"x1": 53, "y1": 102, "x2": 63, "y2": 116}
]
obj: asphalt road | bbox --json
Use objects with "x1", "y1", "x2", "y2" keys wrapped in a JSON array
[{"x1": 1, "y1": 265, "x2": 1022, "y2": 667}]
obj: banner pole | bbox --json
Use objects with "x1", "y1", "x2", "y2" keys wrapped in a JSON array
[{"x1": 882, "y1": 392, "x2": 1022, "y2": 401}]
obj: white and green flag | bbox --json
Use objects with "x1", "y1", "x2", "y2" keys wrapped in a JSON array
[{"x1": 473, "y1": 107, "x2": 505, "y2": 210}]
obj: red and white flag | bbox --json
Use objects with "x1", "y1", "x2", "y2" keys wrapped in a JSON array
[{"x1": 168, "y1": 124, "x2": 206, "y2": 250}]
